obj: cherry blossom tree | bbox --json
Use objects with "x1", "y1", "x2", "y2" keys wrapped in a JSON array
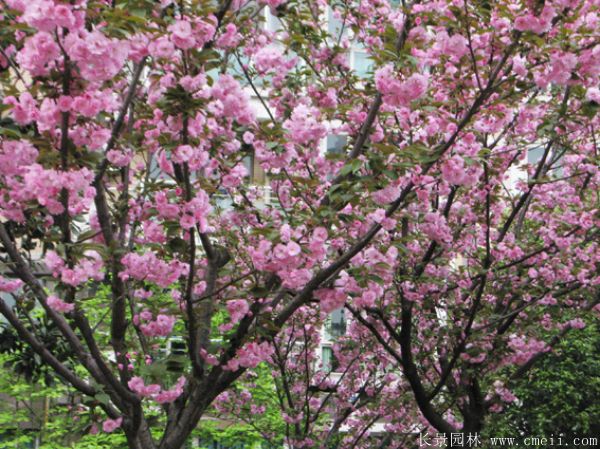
[{"x1": 0, "y1": 0, "x2": 598, "y2": 448}]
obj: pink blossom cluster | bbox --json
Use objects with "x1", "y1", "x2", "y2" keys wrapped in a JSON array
[
  {"x1": 225, "y1": 341, "x2": 274, "y2": 371},
  {"x1": 1, "y1": 158, "x2": 95, "y2": 221},
  {"x1": 180, "y1": 190, "x2": 212, "y2": 232},
  {"x1": 564, "y1": 318, "x2": 586, "y2": 330},
  {"x1": 134, "y1": 310, "x2": 177, "y2": 337},
  {"x1": 421, "y1": 211, "x2": 453, "y2": 245},
  {"x1": 249, "y1": 237, "x2": 315, "y2": 290},
  {"x1": 0, "y1": 276, "x2": 23, "y2": 293},
  {"x1": 534, "y1": 51, "x2": 579, "y2": 88},
  {"x1": 253, "y1": 46, "x2": 296, "y2": 77},
  {"x1": 167, "y1": 16, "x2": 217, "y2": 50},
  {"x1": 486, "y1": 380, "x2": 517, "y2": 413},
  {"x1": 102, "y1": 417, "x2": 122, "y2": 433},
  {"x1": 440, "y1": 155, "x2": 481, "y2": 186},
  {"x1": 226, "y1": 299, "x2": 250, "y2": 324},
  {"x1": 64, "y1": 30, "x2": 129, "y2": 82},
  {"x1": 216, "y1": 23, "x2": 241, "y2": 49},
  {"x1": 514, "y1": 4, "x2": 556, "y2": 34},
  {"x1": 507, "y1": 335, "x2": 550, "y2": 366},
  {"x1": 119, "y1": 252, "x2": 189, "y2": 288},
  {"x1": 374, "y1": 64, "x2": 428, "y2": 107},
  {"x1": 15, "y1": 32, "x2": 60, "y2": 76},
  {"x1": 11, "y1": 3, "x2": 128, "y2": 82},
  {"x1": 79, "y1": 89, "x2": 121, "y2": 117},
  {"x1": 221, "y1": 163, "x2": 249, "y2": 189},
  {"x1": 128, "y1": 375, "x2": 186, "y2": 404},
  {"x1": 170, "y1": 144, "x2": 209, "y2": 167},
  {"x1": 0, "y1": 140, "x2": 38, "y2": 177},
  {"x1": 283, "y1": 104, "x2": 328, "y2": 146},
  {"x1": 350, "y1": 246, "x2": 398, "y2": 285},
  {"x1": 2, "y1": 93, "x2": 38, "y2": 125},
  {"x1": 16, "y1": 0, "x2": 83, "y2": 32},
  {"x1": 372, "y1": 183, "x2": 401, "y2": 205},
  {"x1": 433, "y1": 31, "x2": 469, "y2": 59},
  {"x1": 314, "y1": 288, "x2": 347, "y2": 313},
  {"x1": 209, "y1": 75, "x2": 255, "y2": 125},
  {"x1": 45, "y1": 250, "x2": 104, "y2": 287},
  {"x1": 47, "y1": 295, "x2": 74, "y2": 313}
]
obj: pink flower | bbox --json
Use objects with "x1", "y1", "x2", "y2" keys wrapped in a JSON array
[
  {"x1": 107, "y1": 149, "x2": 133, "y2": 167},
  {"x1": 507, "y1": 335, "x2": 550, "y2": 365},
  {"x1": 442, "y1": 34, "x2": 468, "y2": 58},
  {"x1": 128, "y1": 376, "x2": 161, "y2": 397},
  {"x1": 47, "y1": 295, "x2": 74, "y2": 313},
  {"x1": 64, "y1": 30, "x2": 129, "y2": 82},
  {"x1": 221, "y1": 163, "x2": 248, "y2": 188},
  {"x1": 315, "y1": 288, "x2": 347, "y2": 313},
  {"x1": 227, "y1": 300, "x2": 250, "y2": 324},
  {"x1": 586, "y1": 87, "x2": 600, "y2": 103},
  {"x1": 440, "y1": 156, "x2": 475, "y2": 186},
  {"x1": 566, "y1": 318, "x2": 586, "y2": 330},
  {"x1": 209, "y1": 75, "x2": 254, "y2": 125},
  {"x1": 372, "y1": 184, "x2": 400, "y2": 205},
  {"x1": 514, "y1": 5, "x2": 555, "y2": 34},
  {"x1": 3, "y1": 92, "x2": 39, "y2": 125},
  {"x1": 0, "y1": 277, "x2": 23, "y2": 292},
  {"x1": 52, "y1": 5, "x2": 77, "y2": 30},
  {"x1": 142, "y1": 221, "x2": 167, "y2": 244},
  {"x1": 0, "y1": 140, "x2": 38, "y2": 176},
  {"x1": 102, "y1": 417, "x2": 122, "y2": 433},
  {"x1": 375, "y1": 65, "x2": 428, "y2": 107},
  {"x1": 22, "y1": 1, "x2": 59, "y2": 32},
  {"x1": 149, "y1": 35, "x2": 176, "y2": 59},
  {"x1": 283, "y1": 105, "x2": 327, "y2": 145},
  {"x1": 171, "y1": 145, "x2": 194, "y2": 164},
  {"x1": 180, "y1": 190, "x2": 212, "y2": 232},
  {"x1": 231, "y1": 341, "x2": 274, "y2": 369},
  {"x1": 154, "y1": 376, "x2": 186, "y2": 404},
  {"x1": 192, "y1": 15, "x2": 217, "y2": 47},
  {"x1": 154, "y1": 191, "x2": 179, "y2": 219},
  {"x1": 216, "y1": 23, "x2": 240, "y2": 49},
  {"x1": 421, "y1": 212, "x2": 452, "y2": 245},
  {"x1": 55, "y1": 251, "x2": 104, "y2": 287},
  {"x1": 15, "y1": 32, "x2": 60, "y2": 76},
  {"x1": 547, "y1": 52, "x2": 577, "y2": 85},
  {"x1": 169, "y1": 20, "x2": 195, "y2": 49},
  {"x1": 89, "y1": 128, "x2": 111, "y2": 151},
  {"x1": 120, "y1": 252, "x2": 188, "y2": 288},
  {"x1": 280, "y1": 268, "x2": 312, "y2": 289},
  {"x1": 253, "y1": 46, "x2": 287, "y2": 74},
  {"x1": 139, "y1": 313, "x2": 176, "y2": 337}
]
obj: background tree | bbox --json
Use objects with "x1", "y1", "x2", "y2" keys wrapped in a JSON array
[
  {"x1": 484, "y1": 319, "x2": 600, "y2": 443},
  {"x1": 0, "y1": 0, "x2": 598, "y2": 448}
]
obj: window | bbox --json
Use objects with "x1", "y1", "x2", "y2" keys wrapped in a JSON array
[
  {"x1": 321, "y1": 346, "x2": 340, "y2": 372},
  {"x1": 324, "y1": 308, "x2": 346, "y2": 340},
  {"x1": 265, "y1": 7, "x2": 283, "y2": 34},
  {"x1": 166, "y1": 338, "x2": 187, "y2": 373},
  {"x1": 352, "y1": 50, "x2": 374, "y2": 78},
  {"x1": 326, "y1": 134, "x2": 347, "y2": 155},
  {"x1": 148, "y1": 152, "x2": 164, "y2": 180},
  {"x1": 527, "y1": 146, "x2": 564, "y2": 178},
  {"x1": 327, "y1": 6, "x2": 348, "y2": 42},
  {"x1": 527, "y1": 146, "x2": 545, "y2": 165},
  {"x1": 243, "y1": 150, "x2": 267, "y2": 186}
]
